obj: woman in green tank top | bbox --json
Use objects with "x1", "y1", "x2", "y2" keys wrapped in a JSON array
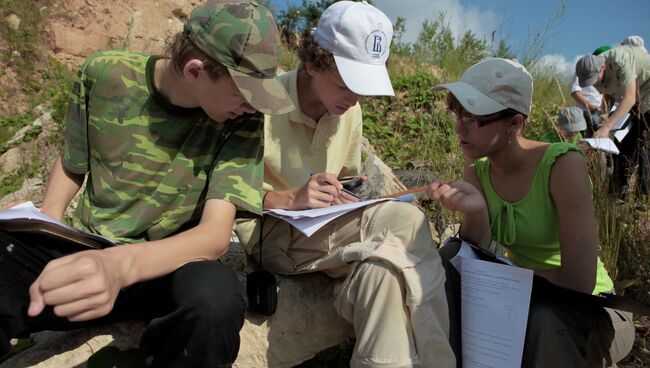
[{"x1": 425, "y1": 58, "x2": 634, "y2": 367}]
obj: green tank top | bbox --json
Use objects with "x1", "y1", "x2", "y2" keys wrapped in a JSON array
[{"x1": 475, "y1": 142, "x2": 613, "y2": 294}]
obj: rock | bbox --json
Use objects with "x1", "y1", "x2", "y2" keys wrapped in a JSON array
[
  {"x1": 358, "y1": 154, "x2": 407, "y2": 199},
  {"x1": 4, "y1": 14, "x2": 20, "y2": 30},
  {"x1": 0, "y1": 147, "x2": 23, "y2": 173},
  {"x1": 0, "y1": 178, "x2": 44, "y2": 210},
  {"x1": 49, "y1": 22, "x2": 110, "y2": 57}
]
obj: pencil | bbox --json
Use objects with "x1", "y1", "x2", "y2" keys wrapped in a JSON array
[{"x1": 381, "y1": 185, "x2": 430, "y2": 198}]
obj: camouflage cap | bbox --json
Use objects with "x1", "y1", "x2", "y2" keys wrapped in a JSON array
[{"x1": 184, "y1": 0, "x2": 294, "y2": 115}]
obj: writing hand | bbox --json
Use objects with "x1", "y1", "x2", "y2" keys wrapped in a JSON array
[{"x1": 293, "y1": 173, "x2": 342, "y2": 209}]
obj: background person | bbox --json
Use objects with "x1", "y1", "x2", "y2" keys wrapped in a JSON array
[
  {"x1": 540, "y1": 106, "x2": 588, "y2": 145},
  {"x1": 570, "y1": 45, "x2": 612, "y2": 136},
  {"x1": 576, "y1": 44, "x2": 650, "y2": 201}
]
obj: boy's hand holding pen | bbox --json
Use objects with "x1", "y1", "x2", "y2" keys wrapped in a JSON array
[{"x1": 292, "y1": 173, "x2": 363, "y2": 209}]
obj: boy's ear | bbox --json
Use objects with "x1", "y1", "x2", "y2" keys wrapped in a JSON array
[
  {"x1": 304, "y1": 61, "x2": 318, "y2": 77},
  {"x1": 183, "y1": 59, "x2": 205, "y2": 80}
]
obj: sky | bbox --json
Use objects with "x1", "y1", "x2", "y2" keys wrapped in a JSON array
[{"x1": 271, "y1": 0, "x2": 650, "y2": 77}]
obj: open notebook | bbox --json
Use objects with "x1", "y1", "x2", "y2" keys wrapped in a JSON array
[{"x1": 0, "y1": 202, "x2": 116, "y2": 249}]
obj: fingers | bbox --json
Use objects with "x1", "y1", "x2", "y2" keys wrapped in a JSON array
[
  {"x1": 303, "y1": 173, "x2": 343, "y2": 207},
  {"x1": 340, "y1": 190, "x2": 360, "y2": 202},
  {"x1": 313, "y1": 173, "x2": 342, "y2": 189},
  {"x1": 28, "y1": 254, "x2": 108, "y2": 319},
  {"x1": 52, "y1": 290, "x2": 114, "y2": 321},
  {"x1": 28, "y1": 255, "x2": 76, "y2": 317},
  {"x1": 426, "y1": 180, "x2": 453, "y2": 199},
  {"x1": 28, "y1": 281, "x2": 45, "y2": 317},
  {"x1": 1, "y1": 199, "x2": 26, "y2": 210},
  {"x1": 427, "y1": 181, "x2": 470, "y2": 210}
]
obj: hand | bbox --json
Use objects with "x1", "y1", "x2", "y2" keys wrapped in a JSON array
[
  {"x1": 426, "y1": 180, "x2": 487, "y2": 214},
  {"x1": 332, "y1": 189, "x2": 360, "y2": 205},
  {"x1": 593, "y1": 126, "x2": 610, "y2": 138},
  {"x1": 587, "y1": 103, "x2": 600, "y2": 113},
  {"x1": 292, "y1": 173, "x2": 343, "y2": 209},
  {"x1": 1, "y1": 199, "x2": 26, "y2": 210},
  {"x1": 28, "y1": 247, "x2": 128, "y2": 322}
]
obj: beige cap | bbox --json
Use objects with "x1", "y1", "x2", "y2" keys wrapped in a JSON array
[{"x1": 433, "y1": 58, "x2": 533, "y2": 116}]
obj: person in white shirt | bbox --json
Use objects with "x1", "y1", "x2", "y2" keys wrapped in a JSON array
[{"x1": 570, "y1": 45, "x2": 612, "y2": 136}]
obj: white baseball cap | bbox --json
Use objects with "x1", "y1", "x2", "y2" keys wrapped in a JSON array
[
  {"x1": 312, "y1": 0, "x2": 394, "y2": 96},
  {"x1": 433, "y1": 58, "x2": 533, "y2": 116}
]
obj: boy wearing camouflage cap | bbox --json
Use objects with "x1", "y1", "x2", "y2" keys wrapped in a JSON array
[{"x1": 0, "y1": 1, "x2": 291, "y2": 366}]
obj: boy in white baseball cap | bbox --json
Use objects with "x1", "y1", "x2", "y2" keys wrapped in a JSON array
[{"x1": 235, "y1": 1, "x2": 455, "y2": 367}]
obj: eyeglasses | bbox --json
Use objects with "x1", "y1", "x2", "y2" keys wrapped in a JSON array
[{"x1": 449, "y1": 110, "x2": 516, "y2": 128}]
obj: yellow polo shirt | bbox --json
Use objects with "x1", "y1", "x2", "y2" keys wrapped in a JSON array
[{"x1": 263, "y1": 70, "x2": 362, "y2": 192}]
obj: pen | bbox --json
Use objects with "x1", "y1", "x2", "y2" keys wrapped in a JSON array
[
  {"x1": 341, "y1": 187, "x2": 361, "y2": 199},
  {"x1": 309, "y1": 173, "x2": 361, "y2": 199}
]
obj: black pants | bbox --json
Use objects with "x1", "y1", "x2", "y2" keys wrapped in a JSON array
[
  {"x1": 438, "y1": 239, "x2": 620, "y2": 368},
  {"x1": 612, "y1": 108, "x2": 650, "y2": 199},
  {"x1": 0, "y1": 231, "x2": 246, "y2": 367}
]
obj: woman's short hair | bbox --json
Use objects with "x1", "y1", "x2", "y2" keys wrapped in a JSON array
[
  {"x1": 297, "y1": 28, "x2": 335, "y2": 72},
  {"x1": 163, "y1": 32, "x2": 228, "y2": 80}
]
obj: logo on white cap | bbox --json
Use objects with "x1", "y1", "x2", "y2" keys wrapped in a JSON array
[
  {"x1": 365, "y1": 29, "x2": 388, "y2": 59},
  {"x1": 312, "y1": 0, "x2": 395, "y2": 96}
]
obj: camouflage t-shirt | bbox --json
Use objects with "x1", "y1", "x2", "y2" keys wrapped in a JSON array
[{"x1": 63, "y1": 50, "x2": 263, "y2": 244}]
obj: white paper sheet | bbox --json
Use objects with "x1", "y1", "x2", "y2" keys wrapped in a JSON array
[
  {"x1": 609, "y1": 104, "x2": 631, "y2": 142},
  {"x1": 581, "y1": 137, "x2": 620, "y2": 154},
  {"x1": 614, "y1": 125, "x2": 630, "y2": 142},
  {"x1": 0, "y1": 201, "x2": 76, "y2": 229},
  {"x1": 265, "y1": 198, "x2": 394, "y2": 236},
  {"x1": 450, "y1": 243, "x2": 533, "y2": 368}
]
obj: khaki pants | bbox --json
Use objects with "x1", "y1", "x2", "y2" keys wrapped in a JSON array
[
  {"x1": 238, "y1": 202, "x2": 455, "y2": 367},
  {"x1": 439, "y1": 239, "x2": 635, "y2": 368}
]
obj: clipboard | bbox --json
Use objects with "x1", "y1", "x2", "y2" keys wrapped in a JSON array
[{"x1": 454, "y1": 237, "x2": 650, "y2": 316}]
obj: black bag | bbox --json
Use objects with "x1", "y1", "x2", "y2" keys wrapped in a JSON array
[{"x1": 246, "y1": 215, "x2": 277, "y2": 316}]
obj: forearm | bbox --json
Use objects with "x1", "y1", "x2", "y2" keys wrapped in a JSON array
[
  {"x1": 41, "y1": 155, "x2": 84, "y2": 221},
  {"x1": 113, "y1": 222, "x2": 233, "y2": 287},
  {"x1": 600, "y1": 96, "x2": 635, "y2": 133},
  {"x1": 534, "y1": 266, "x2": 595, "y2": 294},
  {"x1": 570, "y1": 92, "x2": 594, "y2": 111},
  {"x1": 263, "y1": 189, "x2": 298, "y2": 210},
  {"x1": 459, "y1": 206, "x2": 492, "y2": 249}
]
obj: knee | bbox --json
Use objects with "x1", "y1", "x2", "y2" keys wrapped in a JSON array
[
  {"x1": 379, "y1": 202, "x2": 429, "y2": 227},
  {"x1": 172, "y1": 262, "x2": 246, "y2": 327},
  {"x1": 369, "y1": 202, "x2": 434, "y2": 249}
]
